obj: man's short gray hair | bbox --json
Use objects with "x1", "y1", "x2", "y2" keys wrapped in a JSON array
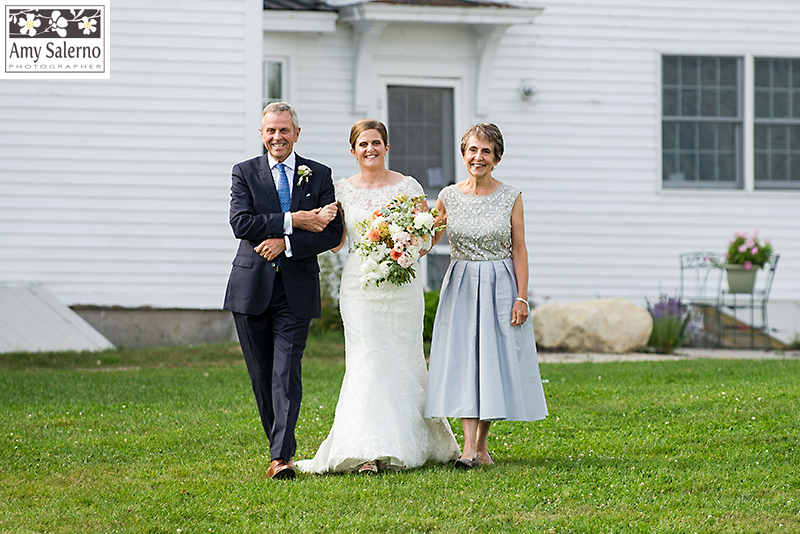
[{"x1": 261, "y1": 102, "x2": 299, "y2": 132}]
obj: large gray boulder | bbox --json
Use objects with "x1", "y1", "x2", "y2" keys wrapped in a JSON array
[{"x1": 530, "y1": 298, "x2": 653, "y2": 353}]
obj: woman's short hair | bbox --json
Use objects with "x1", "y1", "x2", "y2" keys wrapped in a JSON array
[
  {"x1": 349, "y1": 119, "x2": 389, "y2": 149},
  {"x1": 262, "y1": 102, "x2": 299, "y2": 132},
  {"x1": 460, "y1": 123, "x2": 504, "y2": 161}
]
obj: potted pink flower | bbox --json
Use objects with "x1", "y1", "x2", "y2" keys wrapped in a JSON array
[{"x1": 720, "y1": 230, "x2": 773, "y2": 293}]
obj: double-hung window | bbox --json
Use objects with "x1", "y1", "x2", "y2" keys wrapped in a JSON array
[
  {"x1": 262, "y1": 59, "x2": 287, "y2": 154},
  {"x1": 754, "y1": 58, "x2": 800, "y2": 189},
  {"x1": 263, "y1": 59, "x2": 285, "y2": 107},
  {"x1": 662, "y1": 56, "x2": 743, "y2": 189}
]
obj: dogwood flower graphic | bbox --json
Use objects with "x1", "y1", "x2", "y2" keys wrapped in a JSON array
[
  {"x1": 50, "y1": 11, "x2": 69, "y2": 37},
  {"x1": 79, "y1": 16, "x2": 97, "y2": 35},
  {"x1": 19, "y1": 13, "x2": 41, "y2": 36}
]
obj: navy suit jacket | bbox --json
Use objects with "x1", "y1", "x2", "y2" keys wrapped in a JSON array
[{"x1": 223, "y1": 153, "x2": 342, "y2": 319}]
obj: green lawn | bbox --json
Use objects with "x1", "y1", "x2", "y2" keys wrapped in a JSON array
[{"x1": 2, "y1": 337, "x2": 799, "y2": 533}]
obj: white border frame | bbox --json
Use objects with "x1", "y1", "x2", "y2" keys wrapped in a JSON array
[{"x1": 244, "y1": 0, "x2": 263, "y2": 158}]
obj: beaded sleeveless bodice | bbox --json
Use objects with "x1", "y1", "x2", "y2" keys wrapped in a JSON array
[{"x1": 439, "y1": 183, "x2": 519, "y2": 261}]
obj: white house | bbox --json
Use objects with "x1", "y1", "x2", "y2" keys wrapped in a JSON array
[
  {"x1": 1, "y1": 0, "x2": 798, "y2": 345},
  {"x1": 261, "y1": 0, "x2": 800, "y2": 343}
]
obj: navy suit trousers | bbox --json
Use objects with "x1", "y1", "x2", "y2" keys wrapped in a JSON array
[{"x1": 233, "y1": 272, "x2": 309, "y2": 462}]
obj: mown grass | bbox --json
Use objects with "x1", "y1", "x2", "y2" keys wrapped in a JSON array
[{"x1": 2, "y1": 338, "x2": 799, "y2": 533}]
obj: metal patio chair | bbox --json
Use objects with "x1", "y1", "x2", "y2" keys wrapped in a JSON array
[
  {"x1": 679, "y1": 251, "x2": 724, "y2": 306},
  {"x1": 716, "y1": 254, "x2": 780, "y2": 350}
]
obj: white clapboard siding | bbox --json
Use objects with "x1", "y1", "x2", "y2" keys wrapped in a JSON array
[
  {"x1": 2, "y1": 0, "x2": 798, "y2": 315},
  {"x1": 486, "y1": 0, "x2": 800, "y2": 304},
  {"x1": 312, "y1": 1, "x2": 798, "y2": 307},
  {"x1": 259, "y1": 2, "x2": 799, "y2": 308},
  {"x1": 0, "y1": 0, "x2": 260, "y2": 309}
]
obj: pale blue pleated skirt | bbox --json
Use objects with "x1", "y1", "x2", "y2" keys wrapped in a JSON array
[{"x1": 425, "y1": 258, "x2": 548, "y2": 422}]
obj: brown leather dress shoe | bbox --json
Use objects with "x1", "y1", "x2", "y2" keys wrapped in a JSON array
[{"x1": 267, "y1": 459, "x2": 296, "y2": 480}]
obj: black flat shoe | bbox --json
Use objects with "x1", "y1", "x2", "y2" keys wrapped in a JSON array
[{"x1": 454, "y1": 457, "x2": 476, "y2": 470}]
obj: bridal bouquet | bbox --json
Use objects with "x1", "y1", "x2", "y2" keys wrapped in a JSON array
[{"x1": 354, "y1": 194, "x2": 440, "y2": 287}]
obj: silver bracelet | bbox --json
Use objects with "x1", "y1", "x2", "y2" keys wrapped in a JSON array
[{"x1": 515, "y1": 297, "x2": 528, "y2": 305}]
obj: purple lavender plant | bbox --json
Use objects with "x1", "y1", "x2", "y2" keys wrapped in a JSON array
[
  {"x1": 650, "y1": 295, "x2": 687, "y2": 321},
  {"x1": 646, "y1": 294, "x2": 692, "y2": 354}
]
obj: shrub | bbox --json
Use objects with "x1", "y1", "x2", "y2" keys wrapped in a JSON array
[
  {"x1": 646, "y1": 294, "x2": 691, "y2": 354},
  {"x1": 309, "y1": 251, "x2": 345, "y2": 335},
  {"x1": 423, "y1": 290, "x2": 440, "y2": 342}
]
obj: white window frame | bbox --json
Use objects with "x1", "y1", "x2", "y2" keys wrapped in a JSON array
[
  {"x1": 658, "y1": 53, "x2": 745, "y2": 191},
  {"x1": 752, "y1": 55, "x2": 800, "y2": 190},
  {"x1": 657, "y1": 50, "x2": 800, "y2": 194},
  {"x1": 262, "y1": 57, "x2": 289, "y2": 108},
  {"x1": 378, "y1": 76, "x2": 466, "y2": 182}
]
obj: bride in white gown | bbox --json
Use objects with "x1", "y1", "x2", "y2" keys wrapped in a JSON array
[{"x1": 296, "y1": 120, "x2": 460, "y2": 474}]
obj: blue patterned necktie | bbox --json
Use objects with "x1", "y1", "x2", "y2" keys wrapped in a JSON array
[{"x1": 276, "y1": 163, "x2": 291, "y2": 213}]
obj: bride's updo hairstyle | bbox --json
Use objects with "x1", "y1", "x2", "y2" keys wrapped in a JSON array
[
  {"x1": 460, "y1": 123, "x2": 504, "y2": 162},
  {"x1": 349, "y1": 119, "x2": 389, "y2": 149}
]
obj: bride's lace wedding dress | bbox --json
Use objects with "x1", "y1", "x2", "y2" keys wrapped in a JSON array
[{"x1": 296, "y1": 176, "x2": 460, "y2": 473}]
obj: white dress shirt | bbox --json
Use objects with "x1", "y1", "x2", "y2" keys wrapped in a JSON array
[{"x1": 267, "y1": 151, "x2": 296, "y2": 257}]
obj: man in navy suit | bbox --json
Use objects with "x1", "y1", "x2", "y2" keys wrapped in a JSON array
[{"x1": 223, "y1": 102, "x2": 342, "y2": 480}]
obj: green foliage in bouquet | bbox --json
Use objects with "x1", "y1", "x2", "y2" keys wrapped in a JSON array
[
  {"x1": 309, "y1": 251, "x2": 344, "y2": 335},
  {"x1": 353, "y1": 194, "x2": 440, "y2": 287}
]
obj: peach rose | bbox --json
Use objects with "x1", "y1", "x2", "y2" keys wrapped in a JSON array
[
  {"x1": 367, "y1": 229, "x2": 382, "y2": 242},
  {"x1": 390, "y1": 249, "x2": 402, "y2": 261}
]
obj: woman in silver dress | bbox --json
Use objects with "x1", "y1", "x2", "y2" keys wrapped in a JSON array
[{"x1": 425, "y1": 123, "x2": 548, "y2": 469}]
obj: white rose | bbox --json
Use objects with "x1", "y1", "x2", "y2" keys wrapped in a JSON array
[
  {"x1": 360, "y1": 257, "x2": 378, "y2": 274},
  {"x1": 376, "y1": 261, "x2": 391, "y2": 277},
  {"x1": 414, "y1": 211, "x2": 434, "y2": 230}
]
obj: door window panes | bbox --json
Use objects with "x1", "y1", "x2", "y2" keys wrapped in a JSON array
[{"x1": 387, "y1": 86, "x2": 455, "y2": 194}]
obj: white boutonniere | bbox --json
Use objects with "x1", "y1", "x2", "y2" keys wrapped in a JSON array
[{"x1": 297, "y1": 165, "x2": 312, "y2": 186}]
